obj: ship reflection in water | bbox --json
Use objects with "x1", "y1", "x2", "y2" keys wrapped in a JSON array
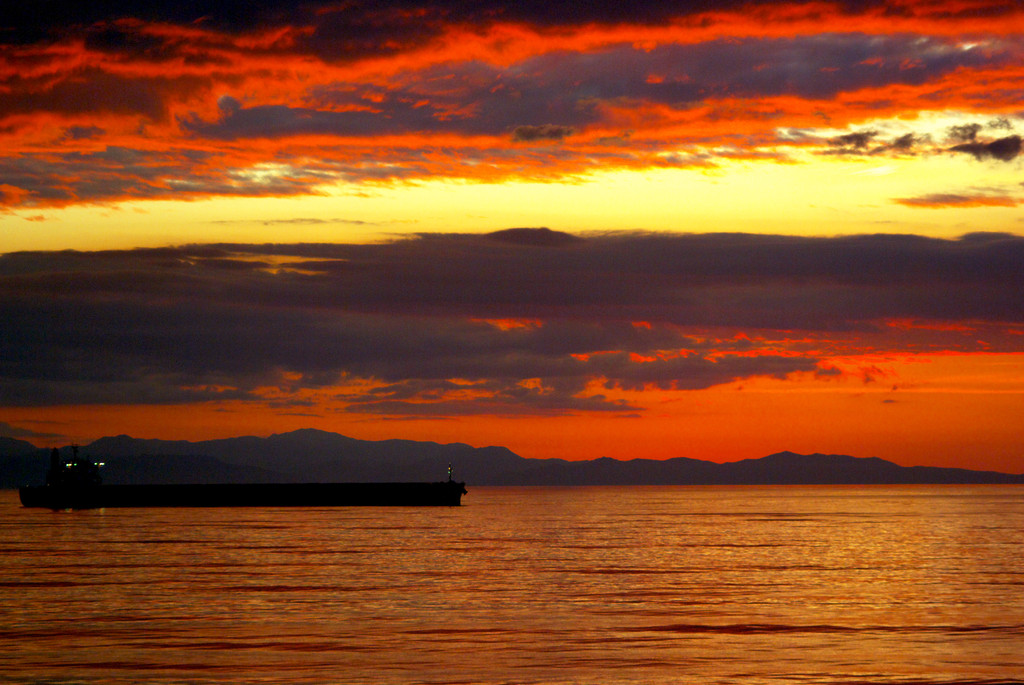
[{"x1": 19, "y1": 446, "x2": 467, "y2": 509}]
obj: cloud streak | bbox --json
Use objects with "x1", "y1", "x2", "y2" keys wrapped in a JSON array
[{"x1": 2, "y1": 231, "x2": 1021, "y2": 416}]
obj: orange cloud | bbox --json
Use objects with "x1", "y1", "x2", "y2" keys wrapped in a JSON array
[{"x1": 3, "y1": 1, "x2": 1024, "y2": 208}]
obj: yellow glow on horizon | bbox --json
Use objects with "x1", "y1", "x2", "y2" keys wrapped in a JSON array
[{"x1": 3, "y1": 150, "x2": 1021, "y2": 253}]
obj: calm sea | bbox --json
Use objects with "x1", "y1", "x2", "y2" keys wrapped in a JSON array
[{"x1": 1, "y1": 485, "x2": 1022, "y2": 685}]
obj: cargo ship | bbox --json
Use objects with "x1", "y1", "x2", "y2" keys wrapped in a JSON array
[{"x1": 19, "y1": 447, "x2": 467, "y2": 509}]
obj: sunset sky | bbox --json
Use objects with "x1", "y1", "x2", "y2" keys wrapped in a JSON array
[{"x1": 2, "y1": 0, "x2": 1023, "y2": 472}]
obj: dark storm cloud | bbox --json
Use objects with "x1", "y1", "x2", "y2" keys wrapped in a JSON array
[
  {"x1": 83, "y1": 24, "x2": 188, "y2": 61},
  {"x1": 10, "y1": 2, "x2": 1019, "y2": 53},
  {"x1": 825, "y1": 129, "x2": 884, "y2": 156},
  {"x1": 831, "y1": 130, "x2": 878, "y2": 149},
  {"x1": 2, "y1": 231, "x2": 1022, "y2": 413},
  {"x1": 947, "y1": 123, "x2": 983, "y2": 143},
  {"x1": 511, "y1": 125, "x2": 576, "y2": 142},
  {"x1": 184, "y1": 35, "x2": 1004, "y2": 141},
  {"x1": 886, "y1": 133, "x2": 919, "y2": 152},
  {"x1": 0, "y1": 1, "x2": 818, "y2": 48},
  {"x1": 3, "y1": 0, "x2": 734, "y2": 68},
  {"x1": 823, "y1": 129, "x2": 938, "y2": 157},
  {"x1": 949, "y1": 135, "x2": 1022, "y2": 162}
]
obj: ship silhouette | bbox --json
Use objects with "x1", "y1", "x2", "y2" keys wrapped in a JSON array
[{"x1": 19, "y1": 446, "x2": 467, "y2": 509}]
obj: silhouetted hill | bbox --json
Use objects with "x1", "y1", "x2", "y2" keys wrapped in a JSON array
[
  {"x1": 82, "y1": 429, "x2": 525, "y2": 483},
  {"x1": 3, "y1": 430, "x2": 1023, "y2": 487},
  {"x1": 0, "y1": 436, "x2": 38, "y2": 457},
  {"x1": 488, "y1": 451, "x2": 1024, "y2": 485}
]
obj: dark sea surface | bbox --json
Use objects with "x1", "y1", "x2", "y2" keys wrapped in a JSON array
[{"x1": 1, "y1": 485, "x2": 1023, "y2": 685}]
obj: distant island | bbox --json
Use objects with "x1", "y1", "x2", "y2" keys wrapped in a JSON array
[{"x1": 3, "y1": 429, "x2": 1023, "y2": 488}]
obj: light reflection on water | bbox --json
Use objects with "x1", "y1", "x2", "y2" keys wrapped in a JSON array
[{"x1": 1, "y1": 485, "x2": 1023, "y2": 684}]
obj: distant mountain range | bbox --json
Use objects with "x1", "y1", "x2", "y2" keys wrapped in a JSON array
[{"x1": 3, "y1": 428, "x2": 1023, "y2": 488}]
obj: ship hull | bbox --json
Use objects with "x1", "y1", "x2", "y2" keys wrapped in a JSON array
[{"x1": 19, "y1": 481, "x2": 467, "y2": 509}]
